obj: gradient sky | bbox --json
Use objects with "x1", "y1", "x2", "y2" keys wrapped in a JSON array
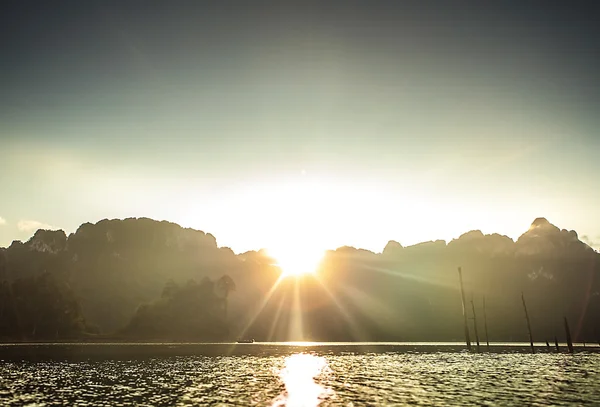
[{"x1": 1, "y1": 1, "x2": 599, "y2": 253}]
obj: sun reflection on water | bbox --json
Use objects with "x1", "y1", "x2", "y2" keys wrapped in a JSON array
[{"x1": 272, "y1": 353, "x2": 331, "y2": 407}]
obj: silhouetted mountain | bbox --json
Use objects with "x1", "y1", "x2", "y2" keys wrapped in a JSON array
[
  {"x1": 448, "y1": 230, "x2": 514, "y2": 256},
  {"x1": 515, "y1": 217, "x2": 591, "y2": 257},
  {"x1": 382, "y1": 240, "x2": 403, "y2": 256},
  {"x1": 1, "y1": 217, "x2": 598, "y2": 343},
  {"x1": 124, "y1": 276, "x2": 235, "y2": 341}
]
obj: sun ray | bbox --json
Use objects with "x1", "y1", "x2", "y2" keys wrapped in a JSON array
[
  {"x1": 338, "y1": 283, "x2": 393, "y2": 321},
  {"x1": 267, "y1": 296, "x2": 286, "y2": 342},
  {"x1": 363, "y1": 263, "x2": 458, "y2": 290},
  {"x1": 288, "y1": 277, "x2": 304, "y2": 341},
  {"x1": 228, "y1": 274, "x2": 284, "y2": 351},
  {"x1": 312, "y1": 274, "x2": 367, "y2": 342}
]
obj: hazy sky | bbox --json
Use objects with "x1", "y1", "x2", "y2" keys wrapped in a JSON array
[{"x1": 1, "y1": 1, "x2": 599, "y2": 253}]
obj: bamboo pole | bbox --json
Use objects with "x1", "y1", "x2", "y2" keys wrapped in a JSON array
[
  {"x1": 554, "y1": 336, "x2": 559, "y2": 352},
  {"x1": 458, "y1": 267, "x2": 471, "y2": 351},
  {"x1": 483, "y1": 295, "x2": 490, "y2": 351},
  {"x1": 521, "y1": 292, "x2": 534, "y2": 354},
  {"x1": 471, "y1": 297, "x2": 481, "y2": 352},
  {"x1": 564, "y1": 317, "x2": 574, "y2": 353}
]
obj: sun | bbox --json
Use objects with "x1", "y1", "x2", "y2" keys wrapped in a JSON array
[{"x1": 268, "y1": 246, "x2": 325, "y2": 277}]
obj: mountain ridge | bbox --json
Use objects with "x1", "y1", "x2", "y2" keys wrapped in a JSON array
[
  {"x1": 1, "y1": 216, "x2": 598, "y2": 342},
  {"x1": 3, "y1": 216, "x2": 595, "y2": 255}
]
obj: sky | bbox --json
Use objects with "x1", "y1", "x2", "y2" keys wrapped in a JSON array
[{"x1": 1, "y1": 1, "x2": 599, "y2": 254}]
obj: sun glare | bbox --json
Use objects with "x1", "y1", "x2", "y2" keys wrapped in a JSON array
[
  {"x1": 272, "y1": 353, "x2": 330, "y2": 407},
  {"x1": 269, "y1": 247, "x2": 325, "y2": 277}
]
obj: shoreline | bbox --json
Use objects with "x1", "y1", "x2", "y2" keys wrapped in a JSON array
[{"x1": 1, "y1": 341, "x2": 599, "y2": 361}]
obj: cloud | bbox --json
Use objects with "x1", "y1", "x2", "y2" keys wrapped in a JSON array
[
  {"x1": 0, "y1": 217, "x2": 6, "y2": 226},
  {"x1": 17, "y1": 220, "x2": 57, "y2": 232}
]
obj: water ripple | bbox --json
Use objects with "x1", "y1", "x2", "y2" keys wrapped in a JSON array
[{"x1": 1, "y1": 349, "x2": 599, "y2": 406}]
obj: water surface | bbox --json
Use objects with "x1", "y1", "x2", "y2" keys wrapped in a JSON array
[{"x1": 1, "y1": 343, "x2": 598, "y2": 406}]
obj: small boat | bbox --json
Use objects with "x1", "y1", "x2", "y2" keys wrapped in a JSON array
[{"x1": 237, "y1": 339, "x2": 255, "y2": 344}]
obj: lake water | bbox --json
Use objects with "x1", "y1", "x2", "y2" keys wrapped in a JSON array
[{"x1": 1, "y1": 343, "x2": 599, "y2": 406}]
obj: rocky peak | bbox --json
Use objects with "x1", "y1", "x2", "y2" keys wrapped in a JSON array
[
  {"x1": 382, "y1": 240, "x2": 403, "y2": 256},
  {"x1": 27, "y1": 229, "x2": 67, "y2": 253},
  {"x1": 517, "y1": 217, "x2": 589, "y2": 255},
  {"x1": 448, "y1": 230, "x2": 514, "y2": 255},
  {"x1": 531, "y1": 217, "x2": 551, "y2": 228}
]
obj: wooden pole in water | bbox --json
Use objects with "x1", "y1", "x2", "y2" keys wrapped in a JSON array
[
  {"x1": 554, "y1": 336, "x2": 560, "y2": 352},
  {"x1": 521, "y1": 292, "x2": 535, "y2": 354},
  {"x1": 545, "y1": 340, "x2": 550, "y2": 349},
  {"x1": 483, "y1": 295, "x2": 490, "y2": 351},
  {"x1": 470, "y1": 297, "x2": 481, "y2": 352},
  {"x1": 458, "y1": 267, "x2": 471, "y2": 351},
  {"x1": 564, "y1": 317, "x2": 574, "y2": 354}
]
